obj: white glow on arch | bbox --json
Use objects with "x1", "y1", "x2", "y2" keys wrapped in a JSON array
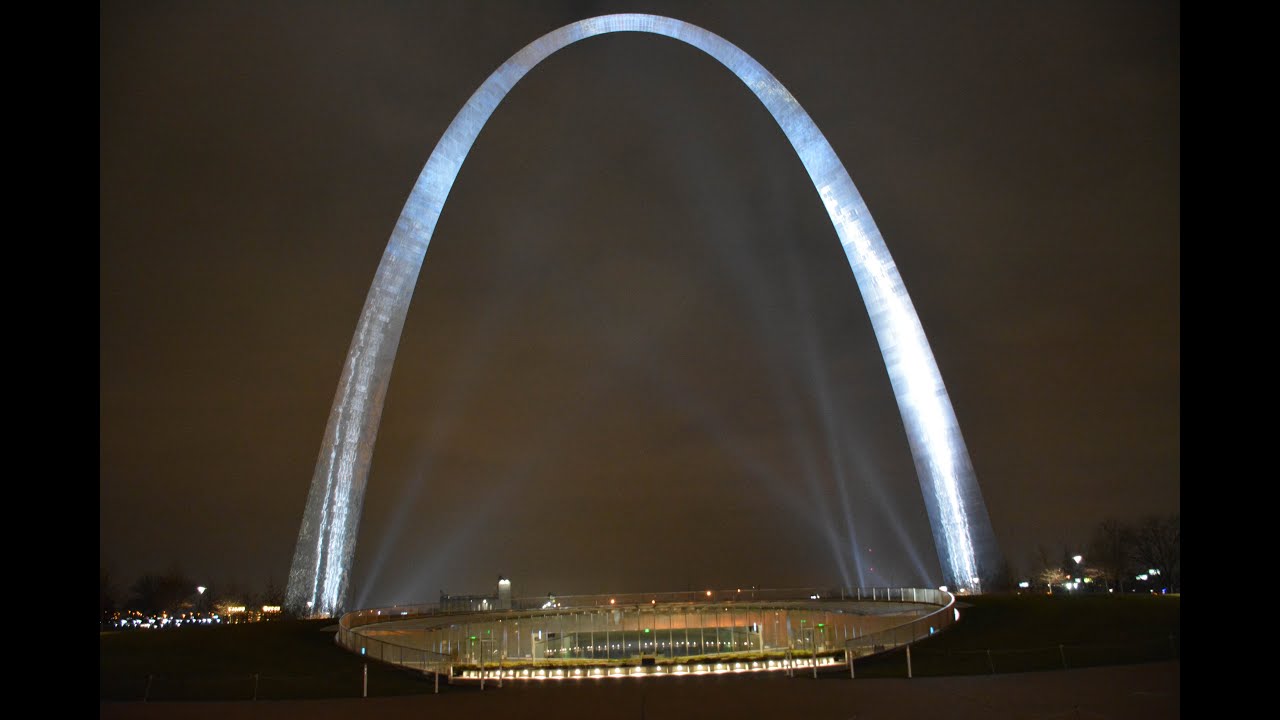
[
  {"x1": 820, "y1": 184, "x2": 978, "y2": 588},
  {"x1": 286, "y1": 13, "x2": 1000, "y2": 618}
]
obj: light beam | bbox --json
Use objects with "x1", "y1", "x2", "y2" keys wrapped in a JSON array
[{"x1": 286, "y1": 14, "x2": 1002, "y2": 617}]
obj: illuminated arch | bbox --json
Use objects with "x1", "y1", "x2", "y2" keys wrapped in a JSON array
[{"x1": 286, "y1": 14, "x2": 1001, "y2": 617}]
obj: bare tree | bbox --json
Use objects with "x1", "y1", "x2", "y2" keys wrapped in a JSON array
[
  {"x1": 1088, "y1": 519, "x2": 1135, "y2": 592},
  {"x1": 986, "y1": 558, "x2": 1016, "y2": 592},
  {"x1": 127, "y1": 567, "x2": 194, "y2": 614},
  {"x1": 127, "y1": 575, "x2": 175, "y2": 613},
  {"x1": 262, "y1": 576, "x2": 285, "y2": 606},
  {"x1": 211, "y1": 580, "x2": 251, "y2": 614},
  {"x1": 1030, "y1": 544, "x2": 1070, "y2": 593},
  {"x1": 100, "y1": 567, "x2": 119, "y2": 618},
  {"x1": 1038, "y1": 565, "x2": 1070, "y2": 592},
  {"x1": 1131, "y1": 514, "x2": 1180, "y2": 592}
]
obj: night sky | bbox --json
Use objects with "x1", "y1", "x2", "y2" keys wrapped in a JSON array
[{"x1": 100, "y1": 1, "x2": 1179, "y2": 607}]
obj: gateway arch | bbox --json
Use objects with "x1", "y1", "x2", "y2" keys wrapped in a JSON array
[{"x1": 286, "y1": 14, "x2": 1001, "y2": 617}]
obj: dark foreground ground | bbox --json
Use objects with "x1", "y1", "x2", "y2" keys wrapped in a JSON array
[{"x1": 101, "y1": 659, "x2": 1179, "y2": 719}]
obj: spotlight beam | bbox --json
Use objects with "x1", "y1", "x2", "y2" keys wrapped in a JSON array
[{"x1": 286, "y1": 14, "x2": 1001, "y2": 617}]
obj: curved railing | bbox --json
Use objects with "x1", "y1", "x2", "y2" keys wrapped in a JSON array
[
  {"x1": 336, "y1": 607, "x2": 454, "y2": 676},
  {"x1": 337, "y1": 587, "x2": 956, "y2": 679},
  {"x1": 842, "y1": 587, "x2": 957, "y2": 658}
]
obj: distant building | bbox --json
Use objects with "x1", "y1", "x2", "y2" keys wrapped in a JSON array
[
  {"x1": 440, "y1": 575, "x2": 514, "y2": 612},
  {"x1": 497, "y1": 576, "x2": 512, "y2": 610}
]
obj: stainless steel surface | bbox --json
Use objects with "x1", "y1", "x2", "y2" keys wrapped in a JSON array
[{"x1": 287, "y1": 14, "x2": 1000, "y2": 618}]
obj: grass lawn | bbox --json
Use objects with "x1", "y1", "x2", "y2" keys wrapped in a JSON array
[
  {"x1": 848, "y1": 593, "x2": 1180, "y2": 678},
  {"x1": 100, "y1": 620, "x2": 441, "y2": 701},
  {"x1": 100, "y1": 594, "x2": 1180, "y2": 700}
]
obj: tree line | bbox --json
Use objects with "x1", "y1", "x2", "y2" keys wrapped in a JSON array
[
  {"x1": 99, "y1": 565, "x2": 286, "y2": 617},
  {"x1": 1027, "y1": 514, "x2": 1180, "y2": 594}
]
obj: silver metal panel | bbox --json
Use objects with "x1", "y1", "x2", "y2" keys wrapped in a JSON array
[{"x1": 286, "y1": 14, "x2": 1001, "y2": 617}]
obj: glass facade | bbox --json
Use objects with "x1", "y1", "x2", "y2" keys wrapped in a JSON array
[{"x1": 338, "y1": 587, "x2": 953, "y2": 676}]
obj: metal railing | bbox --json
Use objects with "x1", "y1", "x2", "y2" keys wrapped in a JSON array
[
  {"x1": 844, "y1": 587, "x2": 955, "y2": 659},
  {"x1": 336, "y1": 614, "x2": 454, "y2": 678}
]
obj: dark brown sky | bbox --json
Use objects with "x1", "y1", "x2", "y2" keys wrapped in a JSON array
[{"x1": 100, "y1": 0, "x2": 1179, "y2": 605}]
